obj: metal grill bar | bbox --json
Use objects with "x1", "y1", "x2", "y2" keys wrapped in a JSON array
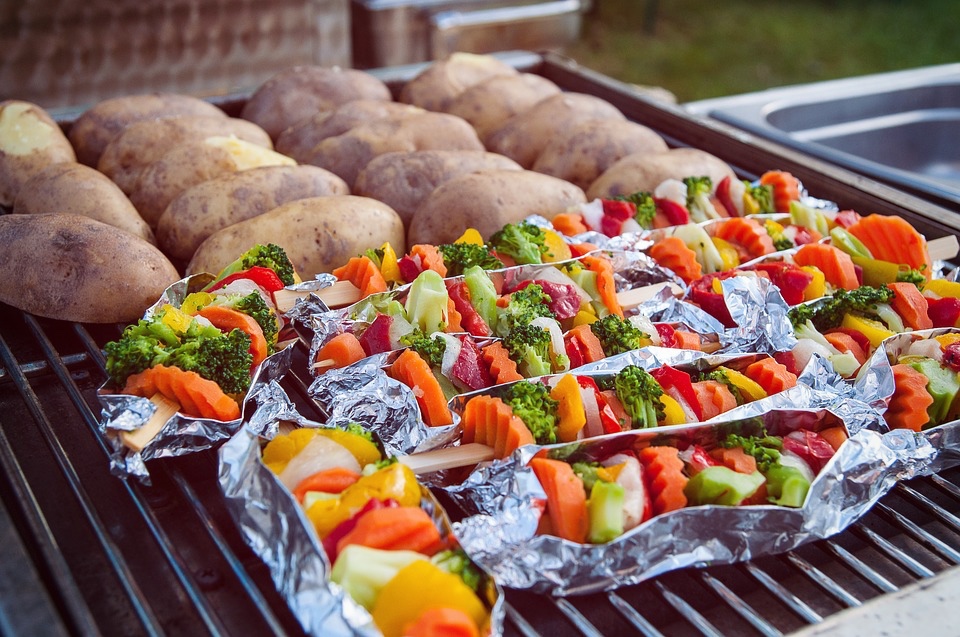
[
  {"x1": 741, "y1": 562, "x2": 822, "y2": 625},
  {"x1": 698, "y1": 572, "x2": 783, "y2": 637},
  {"x1": 504, "y1": 602, "x2": 542, "y2": 637},
  {"x1": 0, "y1": 352, "x2": 90, "y2": 381},
  {"x1": 821, "y1": 540, "x2": 899, "y2": 594},
  {"x1": 930, "y1": 473, "x2": 960, "y2": 500},
  {"x1": 783, "y1": 552, "x2": 862, "y2": 609},
  {"x1": 606, "y1": 591, "x2": 665, "y2": 637},
  {"x1": 850, "y1": 522, "x2": 936, "y2": 579},
  {"x1": 653, "y1": 580, "x2": 724, "y2": 637},
  {"x1": 551, "y1": 598, "x2": 606, "y2": 637},
  {"x1": 873, "y1": 501, "x2": 960, "y2": 565},
  {"x1": 896, "y1": 482, "x2": 960, "y2": 534}
]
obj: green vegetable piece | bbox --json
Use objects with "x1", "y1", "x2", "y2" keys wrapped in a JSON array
[
  {"x1": 614, "y1": 365, "x2": 665, "y2": 429},
  {"x1": 572, "y1": 462, "x2": 603, "y2": 493},
  {"x1": 503, "y1": 380, "x2": 558, "y2": 444},
  {"x1": 399, "y1": 329, "x2": 446, "y2": 368},
  {"x1": 588, "y1": 480, "x2": 626, "y2": 543},
  {"x1": 908, "y1": 357, "x2": 960, "y2": 426},
  {"x1": 404, "y1": 269, "x2": 449, "y2": 335},
  {"x1": 590, "y1": 315, "x2": 649, "y2": 356},
  {"x1": 763, "y1": 464, "x2": 811, "y2": 508},
  {"x1": 563, "y1": 264, "x2": 606, "y2": 318},
  {"x1": 488, "y1": 222, "x2": 548, "y2": 265},
  {"x1": 430, "y1": 549, "x2": 483, "y2": 592},
  {"x1": 789, "y1": 201, "x2": 830, "y2": 237},
  {"x1": 829, "y1": 227, "x2": 873, "y2": 259},
  {"x1": 684, "y1": 466, "x2": 765, "y2": 506},
  {"x1": 212, "y1": 243, "x2": 296, "y2": 286},
  {"x1": 463, "y1": 265, "x2": 498, "y2": 331},
  {"x1": 613, "y1": 191, "x2": 657, "y2": 228},
  {"x1": 330, "y1": 544, "x2": 426, "y2": 610},
  {"x1": 437, "y1": 243, "x2": 503, "y2": 277}
]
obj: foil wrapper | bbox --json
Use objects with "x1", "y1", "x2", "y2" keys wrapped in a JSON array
[
  {"x1": 218, "y1": 425, "x2": 505, "y2": 636},
  {"x1": 280, "y1": 273, "x2": 339, "y2": 327}
]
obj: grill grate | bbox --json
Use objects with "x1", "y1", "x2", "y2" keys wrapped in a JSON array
[{"x1": 1, "y1": 301, "x2": 958, "y2": 637}]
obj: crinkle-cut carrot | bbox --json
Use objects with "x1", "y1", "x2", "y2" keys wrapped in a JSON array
[
  {"x1": 791, "y1": 243, "x2": 859, "y2": 291},
  {"x1": 292, "y1": 467, "x2": 361, "y2": 502},
  {"x1": 569, "y1": 242, "x2": 599, "y2": 258},
  {"x1": 152, "y1": 364, "x2": 201, "y2": 416},
  {"x1": 447, "y1": 297, "x2": 463, "y2": 333},
  {"x1": 404, "y1": 606, "x2": 480, "y2": 637},
  {"x1": 672, "y1": 330, "x2": 702, "y2": 350},
  {"x1": 461, "y1": 395, "x2": 534, "y2": 458},
  {"x1": 197, "y1": 304, "x2": 269, "y2": 368},
  {"x1": 710, "y1": 446, "x2": 758, "y2": 475},
  {"x1": 122, "y1": 365, "x2": 241, "y2": 421},
  {"x1": 316, "y1": 332, "x2": 366, "y2": 372},
  {"x1": 817, "y1": 425, "x2": 849, "y2": 452},
  {"x1": 638, "y1": 446, "x2": 688, "y2": 515},
  {"x1": 824, "y1": 331, "x2": 868, "y2": 366},
  {"x1": 744, "y1": 358, "x2": 798, "y2": 395},
  {"x1": 887, "y1": 281, "x2": 933, "y2": 330},
  {"x1": 847, "y1": 215, "x2": 933, "y2": 279},
  {"x1": 410, "y1": 244, "x2": 448, "y2": 278},
  {"x1": 480, "y1": 341, "x2": 524, "y2": 384},
  {"x1": 389, "y1": 349, "x2": 453, "y2": 427},
  {"x1": 332, "y1": 255, "x2": 388, "y2": 297},
  {"x1": 690, "y1": 380, "x2": 737, "y2": 420},
  {"x1": 713, "y1": 217, "x2": 776, "y2": 260},
  {"x1": 551, "y1": 212, "x2": 589, "y2": 236},
  {"x1": 565, "y1": 324, "x2": 606, "y2": 363},
  {"x1": 336, "y1": 506, "x2": 443, "y2": 556},
  {"x1": 759, "y1": 170, "x2": 802, "y2": 213},
  {"x1": 648, "y1": 236, "x2": 703, "y2": 284},
  {"x1": 581, "y1": 255, "x2": 624, "y2": 317},
  {"x1": 885, "y1": 364, "x2": 933, "y2": 432},
  {"x1": 528, "y1": 457, "x2": 589, "y2": 543}
]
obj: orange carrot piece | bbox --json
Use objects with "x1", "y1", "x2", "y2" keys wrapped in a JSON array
[
  {"x1": 672, "y1": 330, "x2": 702, "y2": 351},
  {"x1": 638, "y1": 446, "x2": 688, "y2": 515},
  {"x1": 335, "y1": 506, "x2": 443, "y2": 556},
  {"x1": 154, "y1": 365, "x2": 202, "y2": 416},
  {"x1": 885, "y1": 364, "x2": 933, "y2": 432},
  {"x1": 565, "y1": 324, "x2": 606, "y2": 363},
  {"x1": 292, "y1": 467, "x2": 361, "y2": 502},
  {"x1": 824, "y1": 332, "x2": 867, "y2": 366},
  {"x1": 792, "y1": 243, "x2": 859, "y2": 291},
  {"x1": 714, "y1": 217, "x2": 776, "y2": 259},
  {"x1": 691, "y1": 380, "x2": 737, "y2": 420},
  {"x1": 582, "y1": 255, "x2": 624, "y2": 317},
  {"x1": 410, "y1": 244, "x2": 448, "y2": 278},
  {"x1": 446, "y1": 297, "x2": 464, "y2": 333},
  {"x1": 122, "y1": 365, "x2": 241, "y2": 421},
  {"x1": 528, "y1": 457, "x2": 589, "y2": 543},
  {"x1": 317, "y1": 332, "x2": 366, "y2": 371},
  {"x1": 405, "y1": 607, "x2": 480, "y2": 637},
  {"x1": 569, "y1": 242, "x2": 599, "y2": 258},
  {"x1": 332, "y1": 255, "x2": 388, "y2": 297},
  {"x1": 461, "y1": 395, "x2": 533, "y2": 458},
  {"x1": 648, "y1": 236, "x2": 703, "y2": 284},
  {"x1": 389, "y1": 349, "x2": 453, "y2": 427},
  {"x1": 711, "y1": 446, "x2": 758, "y2": 475},
  {"x1": 551, "y1": 212, "x2": 589, "y2": 236},
  {"x1": 848, "y1": 215, "x2": 933, "y2": 279},
  {"x1": 760, "y1": 170, "x2": 802, "y2": 213},
  {"x1": 817, "y1": 425, "x2": 849, "y2": 452},
  {"x1": 887, "y1": 282, "x2": 933, "y2": 330},
  {"x1": 744, "y1": 358, "x2": 798, "y2": 395},
  {"x1": 197, "y1": 304, "x2": 269, "y2": 368},
  {"x1": 480, "y1": 341, "x2": 524, "y2": 384}
]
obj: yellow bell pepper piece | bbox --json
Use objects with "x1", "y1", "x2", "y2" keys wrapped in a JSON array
[
  {"x1": 711, "y1": 237, "x2": 740, "y2": 270},
  {"x1": 716, "y1": 366, "x2": 768, "y2": 403},
  {"x1": 179, "y1": 292, "x2": 213, "y2": 316},
  {"x1": 743, "y1": 192, "x2": 761, "y2": 215},
  {"x1": 314, "y1": 429, "x2": 382, "y2": 467},
  {"x1": 597, "y1": 463, "x2": 624, "y2": 483},
  {"x1": 261, "y1": 427, "x2": 318, "y2": 472},
  {"x1": 550, "y1": 374, "x2": 587, "y2": 442},
  {"x1": 935, "y1": 333, "x2": 960, "y2": 349},
  {"x1": 801, "y1": 266, "x2": 826, "y2": 301},
  {"x1": 454, "y1": 228, "x2": 484, "y2": 246},
  {"x1": 542, "y1": 229, "x2": 573, "y2": 263},
  {"x1": 160, "y1": 304, "x2": 196, "y2": 332},
  {"x1": 841, "y1": 314, "x2": 895, "y2": 349},
  {"x1": 378, "y1": 242, "x2": 402, "y2": 285},
  {"x1": 659, "y1": 394, "x2": 686, "y2": 425},
  {"x1": 572, "y1": 300, "x2": 598, "y2": 327},
  {"x1": 923, "y1": 278, "x2": 960, "y2": 299},
  {"x1": 712, "y1": 276, "x2": 725, "y2": 294}
]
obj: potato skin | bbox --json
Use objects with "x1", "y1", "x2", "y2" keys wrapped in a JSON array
[
  {"x1": 0, "y1": 214, "x2": 180, "y2": 323},
  {"x1": 157, "y1": 165, "x2": 350, "y2": 261},
  {"x1": 532, "y1": 119, "x2": 669, "y2": 191},
  {"x1": 409, "y1": 170, "x2": 586, "y2": 245},
  {"x1": 446, "y1": 73, "x2": 561, "y2": 143},
  {"x1": 240, "y1": 66, "x2": 392, "y2": 140},
  {"x1": 0, "y1": 100, "x2": 77, "y2": 206},
  {"x1": 68, "y1": 94, "x2": 225, "y2": 167},
  {"x1": 187, "y1": 195, "x2": 405, "y2": 280},
  {"x1": 399, "y1": 53, "x2": 518, "y2": 112},
  {"x1": 98, "y1": 115, "x2": 273, "y2": 195},
  {"x1": 14, "y1": 163, "x2": 155, "y2": 244},
  {"x1": 586, "y1": 148, "x2": 737, "y2": 200},
  {"x1": 486, "y1": 92, "x2": 626, "y2": 169},
  {"x1": 354, "y1": 150, "x2": 521, "y2": 227}
]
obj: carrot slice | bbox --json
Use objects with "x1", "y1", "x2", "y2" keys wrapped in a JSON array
[
  {"x1": 389, "y1": 349, "x2": 453, "y2": 427},
  {"x1": 711, "y1": 446, "x2": 758, "y2": 474},
  {"x1": 565, "y1": 324, "x2": 606, "y2": 363},
  {"x1": 887, "y1": 282, "x2": 933, "y2": 330},
  {"x1": 848, "y1": 215, "x2": 932, "y2": 279},
  {"x1": 792, "y1": 243, "x2": 859, "y2": 291},
  {"x1": 582, "y1": 255, "x2": 624, "y2": 317},
  {"x1": 759, "y1": 170, "x2": 802, "y2": 213},
  {"x1": 713, "y1": 217, "x2": 776, "y2": 260},
  {"x1": 332, "y1": 256, "x2": 388, "y2": 297},
  {"x1": 404, "y1": 607, "x2": 480, "y2": 637},
  {"x1": 569, "y1": 242, "x2": 599, "y2": 258},
  {"x1": 638, "y1": 446, "x2": 688, "y2": 515},
  {"x1": 823, "y1": 332, "x2": 868, "y2": 366},
  {"x1": 648, "y1": 236, "x2": 703, "y2": 284},
  {"x1": 672, "y1": 330, "x2": 702, "y2": 351},
  {"x1": 744, "y1": 358, "x2": 798, "y2": 395},
  {"x1": 153, "y1": 364, "x2": 201, "y2": 416},
  {"x1": 316, "y1": 332, "x2": 366, "y2": 372},
  {"x1": 410, "y1": 244, "x2": 448, "y2": 278},
  {"x1": 528, "y1": 457, "x2": 589, "y2": 543},
  {"x1": 817, "y1": 425, "x2": 849, "y2": 452},
  {"x1": 292, "y1": 467, "x2": 361, "y2": 502},
  {"x1": 335, "y1": 506, "x2": 443, "y2": 556},
  {"x1": 480, "y1": 341, "x2": 524, "y2": 384},
  {"x1": 690, "y1": 380, "x2": 738, "y2": 420},
  {"x1": 197, "y1": 304, "x2": 269, "y2": 368},
  {"x1": 885, "y1": 364, "x2": 933, "y2": 431},
  {"x1": 551, "y1": 212, "x2": 589, "y2": 236},
  {"x1": 460, "y1": 395, "x2": 534, "y2": 458},
  {"x1": 446, "y1": 297, "x2": 464, "y2": 333},
  {"x1": 121, "y1": 365, "x2": 241, "y2": 420}
]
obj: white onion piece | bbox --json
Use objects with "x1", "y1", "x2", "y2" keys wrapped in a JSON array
[
  {"x1": 778, "y1": 449, "x2": 816, "y2": 483},
  {"x1": 727, "y1": 178, "x2": 746, "y2": 216},
  {"x1": 387, "y1": 314, "x2": 415, "y2": 349},
  {"x1": 907, "y1": 339, "x2": 943, "y2": 362},
  {"x1": 620, "y1": 217, "x2": 643, "y2": 235},
  {"x1": 435, "y1": 333, "x2": 462, "y2": 379},
  {"x1": 654, "y1": 179, "x2": 687, "y2": 206},
  {"x1": 531, "y1": 317, "x2": 568, "y2": 372},
  {"x1": 603, "y1": 454, "x2": 645, "y2": 530},
  {"x1": 791, "y1": 339, "x2": 834, "y2": 373},
  {"x1": 527, "y1": 266, "x2": 590, "y2": 302},
  {"x1": 875, "y1": 303, "x2": 905, "y2": 333},
  {"x1": 578, "y1": 199, "x2": 605, "y2": 232},
  {"x1": 214, "y1": 278, "x2": 274, "y2": 310},
  {"x1": 628, "y1": 315, "x2": 659, "y2": 345},
  {"x1": 580, "y1": 385, "x2": 603, "y2": 438},
  {"x1": 278, "y1": 435, "x2": 361, "y2": 491}
]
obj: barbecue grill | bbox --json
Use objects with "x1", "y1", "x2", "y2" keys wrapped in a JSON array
[{"x1": 3, "y1": 52, "x2": 959, "y2": 636}]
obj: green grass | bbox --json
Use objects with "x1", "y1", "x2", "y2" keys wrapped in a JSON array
[{"x1": 566, "y1": 0, "x2": 960, "y2": 102}]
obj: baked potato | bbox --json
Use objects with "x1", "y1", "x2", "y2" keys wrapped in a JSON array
[
  {"x1": 532, "y1": 119, "x2": 669, "y2": 191},
  {"x1": 187, "y1": 195, "x2": 405, "y2": 280},
  {"x1": 240, "y1": 66, "x2": 392, "y2": 141},
  {"x1": 67, "y1": 93, "x2": 226, "y2": 167},
  {"x1": 408, "y1": 170, "x2": 586, "y2": 245},
  {"x1": 0, "y1": 100, "x2": 77, "y2": 207},
  {"x1": 445, "y1": 73, "x2": 561, "y2": 143},
  {"x1": 0, "y1": 213, "x2": 180, "y2": 323},
  {"x1": 303, "y1": 112, "x2": 484, "y2": 188},
  {"x1": 486, "y1": 92, "x2": 626, "y2": 169},
  {"x1": 129, "y1": 136, "x2": 296, "y2": 227},
  {"x1": 98, "y1": 115, "x2": 273, "y2": 195},
  {"x1": 157, "y1": 165, "x2": 349, "y2": 262},
  {"x1": 354, "y1": 149, "x2": 522, "y2": 226},
  {"x1": 13, "y1": 163, "x2": 154, "y2": 244},
  {"x1": 586, "y1": 148, "x2": 737, "y2": 200},
  {"x1": 399, "y1": 53, "x2": 519, "y2": 112}
]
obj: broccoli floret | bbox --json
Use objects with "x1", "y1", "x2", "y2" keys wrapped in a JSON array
[
  {"x1": 721, "y1": 431, "x2": 783, "y2": 472},
  {"x1": 572, "y1": 461, "x2": 603, "y2": 493},
  {"x1": 215, "y1": 243, "x2": 296, "y2": 286},
  {"x1": 747, "y1": 183, "x2": 775, "y2": 213},
  {"x1": 764, "y1": 220, "x2": 793, "y2": 252},
  {"x1": 614, "y1": 365, "x2": 665, "y2": 429},
  {"x1": 503, "y1": 323, "x2": 553, "y2": 378},
  {"x1": 230, "y1": 293, "x2": 279, "y2": 351},
  {"x1": 788, "y1": 285, "x2": 895, "y2": 331},
  {"x1": 398, "y1": 329, "x2": 446, "y2": 368},
  {"x1": 430, "y1": 549, "x2": 483, "y2": 592},
  {"x1": 897, "y1": 268, "x2": 926, "y2": 285},
  {"x1": 495, "y1": 283, "x2": 553, "y2": 337},
  {"x1": 364, "y1": 246, "x2": 385, "y2": 269},
  {"x1": 488, "y1": 222, "x2": 548, "y2": 265},
  {"x1": 170, "y1": 328, "x2": 254, "y2": 395},
  {"x1": 589, "y1": 315, "x2": 649, "y2": 356},
  {"x1": 345, "y1": 422, "x2": 374, "y2": 443},
  {"x1": 613, "y1": 191, "x2": 657, "y2": 228},
  {"x1": 437, "y1": 242, "x2": 504, "y2": 277},
  {"x1": 503, "y1": 380, "x2": 558, "y2": 444},
  {"x1": 683, "y1": 176, "x2": 713, "y2": 204}
]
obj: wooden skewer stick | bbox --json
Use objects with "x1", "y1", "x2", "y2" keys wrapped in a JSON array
[
  {"x1": 928, "y1": 235, "x2": 959, "y2": 263},
  {"x1": 273, "y1": 281, "x2": 362, "y2": 314},
  {"x1": 398, "y1": 442, "x2": 496, "y2": 474},
  {"x1": 119, "y1": 393, "x2": 181, "y2": 452}
]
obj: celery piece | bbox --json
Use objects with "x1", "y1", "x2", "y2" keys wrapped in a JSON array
[
  {"x1": 909, "y1": 357, "x2": 960, "y2": 426},
  {"x1": 789, "y1": 201, "x2": 831, "y2": 237},
  {"x1": 463, "y1": 265, "x2": 498, "y2": 331},
  {"x1": 829, "y1": 227, "x2": 873, "y2": 259},
  {"x1": 564, "y1": 266, "x2": 607, "y2": 318},
  {"x1": 763, "y1": 464, "x2": 811, "y2": 507},
  {"x1": 588, "y1": 480, "x2": 626, "y2": 543},
  {"x1": 684, "y1": 466, "x2": 765, "y2": 506},
  {"x1": 404, "y1": 269, "x2": 450, "y2": 335},
  {"x1": 330, "y1": 545, "x2": 426, "y2": 611}
]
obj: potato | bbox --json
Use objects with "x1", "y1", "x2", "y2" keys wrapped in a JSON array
[
  {"x1": 532, "y1": 119, "x2": 669, "y2": 191},
  {"x1": 586, "y1": 148, "x2": 737, "y2": 200},
  {"x1": 0, "y1": 100, "x2": 77, "y2": 206},
  {"x1": 68, "y1": 94, "x2": 225, "y2": 167},
  {"x1": 275, "y1": 100, "x2": 424, "y2": 163},
  {"x1": 354, "y1": 150, "x2": 522, "y2": 227},
  {"x1": 303, "y1": 112, "x2": 484, "y2": 188},
  {"x1": 157, "y1": 165, "x2": 349, "y2": 261},
  {"x1": 0, "y1": 214, "x2": 180, "y2": 323},
  {"x1": 240, "y1": 66, "x2": 392, "y2": 141},
  {"x1": 409, "y1": 170, "x2": 586, "y2": 245},
  {"x1": 98, "y1": 115, "x2": 273, "y2": 195},
  {"x1": 187, "y1": 195, "x2": 405, "y2": 280},
  {"x1": 13, "y1": 163, "x2": 154, "y2": 244},
  {"x1": 486, "y1": 93, "x2": 626, "y2": 169},
  {"x1": 129, "y1": 136, "x2": 296, "y2": 227},
  {"x1": 399, "y1": 53, "x2": 519, "y2": 112},
  {"x1": 445, "y1": 73, "x2": 561, "y2": 143}
]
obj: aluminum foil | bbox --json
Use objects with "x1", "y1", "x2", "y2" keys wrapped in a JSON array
[
  {"x1": 279, "y1": 272, "x2": 339, "y2": 327},
  {"x1": 218, "y1": 425, "x2": 505, "y2": 637}
]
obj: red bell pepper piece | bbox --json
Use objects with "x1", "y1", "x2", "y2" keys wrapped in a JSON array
[
  {"x1": 687, "y1": 272, "x2": 736, "y2": 327},
  {"x1": 208, "y1": 266, "x2": 286, "y2": 294},
  {"x1": 927, "y1": 297, "x2": 960, "y2": 328},
  {"x1": 782, "y1": 430, "x2": 836, "y2": 474},
  {"x1": 446, "y1": 281, "x2": 491, "y2": 337},
  {"x1": 681, "y1": 444, "x2": 720, "y2": 475},
  {"x1": 321, "y1": 498, "x2": 400, "y2": 562},
  {"x1": 358, "y1": 313, "x2": 394, "y2": 356},
  {"x1": 600, "y1": 199, "x2": 637, "y2": 236},
  {"x1": 576, "y1": 376, "x2": 622, "y2": 434},
  {"x1": 791, "y1": 226, "x2": 819, "y2": 246},
  {"x1": 650, "y1": 365, "x2": 703, "y2": 421},
  {"x1": 943, "y1": 342, "x2": 960, "y2": 372},
  {"x1": 833, "y1": 209, "x2": 862, "y2": 228},
  {"x1": 742, "y1": 262, "x2": 814, "y2": 306},
  {"x1": 714, "y1": 176, "x2": 740, "y2": 217},
  {"x1": 654, "y1": 323, "x2": 677, "y2": 348},
  {"x1": 654, "y1": 198, "x2": 691, "y2": 226},
  {"x1": 564, "y1": 334, "x2": 586, "y2": 370}
]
